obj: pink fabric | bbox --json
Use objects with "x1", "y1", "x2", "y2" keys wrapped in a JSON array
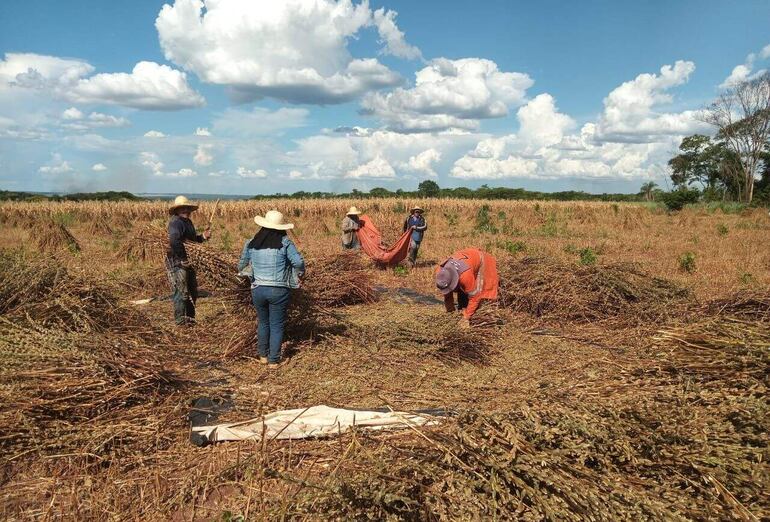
[{"x1": 355, "y1": 214, "x2": 412, "y2": 266}]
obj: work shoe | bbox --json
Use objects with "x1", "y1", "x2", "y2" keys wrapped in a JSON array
[
  {"x1": 258, "y1": 357, "x2": 268, "y2": 365},
  {"x1": 267, "y1": 361, "x2": 284, "y2": 370}
]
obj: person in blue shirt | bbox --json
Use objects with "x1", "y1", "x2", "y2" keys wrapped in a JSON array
[
  {"x1": 403, "y1": 206, "x2": 428, "y2": 267},
  {"x1": 238, "y1": 210, "x2": 305, "y2": 369}
]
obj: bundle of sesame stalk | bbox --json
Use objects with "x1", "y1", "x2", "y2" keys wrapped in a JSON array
[
  {"x1": 0, "y1": 316, "x2": 184, "y2": 462},
  {"x1": 497, "y1": 256, "x2": 690, "y2": 326},
  {"x1": 35, "y1": 220, "x2": 80, "y2": 253},
  {"x1": 0, "y1": 251, "x2": 148, "y2": 333}
]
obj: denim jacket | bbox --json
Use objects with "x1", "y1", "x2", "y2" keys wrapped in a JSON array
[{"x1": 238, "y1": 236, "x2": 305, "y2": 288}]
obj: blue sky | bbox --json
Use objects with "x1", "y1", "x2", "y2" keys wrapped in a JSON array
[{"x1": 0, "y1": 0, "x2": 768, "y2": 195}]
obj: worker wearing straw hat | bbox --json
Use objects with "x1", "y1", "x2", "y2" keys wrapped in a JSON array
[
  {"x1": 238, "y1": 210, "x2": 305, "y2": 369},
  {"x1": 166, "y1": 195, "x2": 211, "y2": 326},
  {"x1": 402, "y1": 206, "x2": 428, "y2": 268},
  {"x1": 435, "y1": 248, "x2": 499, "y2": 329},
  {"x1": 341, "y1": 206, "x2": 363, "y2": 250}
]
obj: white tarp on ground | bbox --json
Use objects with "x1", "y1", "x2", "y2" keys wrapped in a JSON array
[{"x1": 192, "y1": 405, "x2": 437, "y2": 443}]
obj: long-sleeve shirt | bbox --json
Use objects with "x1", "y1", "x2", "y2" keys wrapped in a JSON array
[
  {"x1": 341, "y1": 216, "x2": 361, "y2": 248},
  {"x1": 167, "y1": 215, "x2": 204, "y2": 268},
  {"x1": 403, "y1": 214, "x2": 428, "y2": 243},
  {"x1": 440, "y1": 248, "x2": 499, "y2": 319},
  {"x1": 238, "y1": 237, "x2": 305, "y2": 288}
]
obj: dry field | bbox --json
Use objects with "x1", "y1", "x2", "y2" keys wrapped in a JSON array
[{"x1": 0, "y1": 198, "x2": 768, "y2": 520}]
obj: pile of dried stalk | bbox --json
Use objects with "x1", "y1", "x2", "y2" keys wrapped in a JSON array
[
  {"x1": 245, "y1": 293, "x2": 768, "y2": 520},
  {"x1": 498, "y1": 256, "x2": 690, "y2": 325},
  {"x1": 0, "y1": 253, "x2": 186, "y2": 465},
  {"x1": 0, "y1": 251, "x2": 146, "y2": 333},
  {"x1": 340, "y1": 302, "x2": 501, "y2": 366},
  {"x1": 125, "y1": 227, "x2": 379, "y2": 356},
  {"x1": 223, "y1": 252, "x2": 378, "y2": 357},
  {"x1": 35, "y1": 220, "x2": 80, "y2": 253},
  {"x1": 0, "y1": 319, "x2": 184, "y2": 462}
]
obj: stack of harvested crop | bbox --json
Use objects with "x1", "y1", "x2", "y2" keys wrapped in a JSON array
[
  {"x1": 342, "y1": 302, "x2": 499, "y2": 366},
  {"x1": 0, "y1": 318, "x2": 184, "y2": 460},
  {"x1": 497, "y1": 256, "x2": 690, "y2": 325},
  {"x1": 0, "y1": 251, "x2": 145, "y2": 333},
  {"x1": 35, "y1": 220, "x2": 80, "y2": 253}
]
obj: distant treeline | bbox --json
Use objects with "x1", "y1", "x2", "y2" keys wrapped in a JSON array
[
  {"x1": 252, "y1": 183, "x2": 645, "y2": 202},
  {"x1": 0, "y1": 190, "x2": 142, "y2": 202}
]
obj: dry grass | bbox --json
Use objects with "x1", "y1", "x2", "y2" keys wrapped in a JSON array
[{"x1": 0, "y1": 199, "x2": 768, "y2": 520}]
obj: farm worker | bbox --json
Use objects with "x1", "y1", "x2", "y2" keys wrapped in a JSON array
[
  {"x1": 238, "y1": 210, "x2": 305, "y2": 369},
  {"x1": 166, "y1": 195, "x2": 210, "y2": 326},
  {"x1": 341, "y1": 206, "x2": 363, "y2": 250},
  {"x1": 435, "y1": 248, "x2": 499, "y2": 329},
  {"x1": 402, "y1": 206, "x2": 428, "y2": 267}
]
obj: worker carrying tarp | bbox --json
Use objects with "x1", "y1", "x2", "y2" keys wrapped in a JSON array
[
  {"x1": 435, "y1": 248, "x2": 499, "y2": 328},
  {"x1": 354, "y1": 214, "x2": 412, "y2": 266}
]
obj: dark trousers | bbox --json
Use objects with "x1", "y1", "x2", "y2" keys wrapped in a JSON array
[
  {"x1": 170, "y1": 267, "x2": 198, "y2": 325},
  {"x1": 457, "y1": 291, "x2": 469, "y2": 311},
  {"x1": 252, "y1": 286, "x2": 291, "y2": 363}
]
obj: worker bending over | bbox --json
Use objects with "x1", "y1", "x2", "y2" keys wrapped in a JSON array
[{"x1": 435, "y1": 248, "x2": 498, "y2": 328}]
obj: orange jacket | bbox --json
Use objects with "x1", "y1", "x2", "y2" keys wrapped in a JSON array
[{"x1": 437, "y1": 248, "x2": 498, "y2": 318}]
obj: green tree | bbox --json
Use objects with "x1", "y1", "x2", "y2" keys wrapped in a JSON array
[
  {"x1": 702, "y1": 73, "x2": 770, "y2": 203},
  {"x1": 417, "y1": 180, "x2": 440, "y2": 197},
  {"x1": 639, "y1": 181, "x2": 658, "y2": 201},
  {"x1": 669, "y1": 135, "x2": 742, "y2": 200}
]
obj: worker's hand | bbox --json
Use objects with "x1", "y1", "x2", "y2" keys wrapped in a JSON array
[
  {"x1": 410, "y1": 225, "x2": 416, "y2": 230},
  {"x1": 458, "y1": 316, "x2": 471, "y2": 329},
  {"x1": 203, "y1": 229, "x2": 211, "y2": 240}
]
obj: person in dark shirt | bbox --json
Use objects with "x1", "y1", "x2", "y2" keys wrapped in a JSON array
[
  {"x1": 402, "y1": 206, "x2": 428, "y2": 267},
  {"x1": 166, "y1": 195, "x2": 211, "y2": 325}
]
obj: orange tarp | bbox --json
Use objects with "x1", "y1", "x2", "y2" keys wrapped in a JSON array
[{"x1": 355, "y1": 214, "x2": 412, "y2": 266}]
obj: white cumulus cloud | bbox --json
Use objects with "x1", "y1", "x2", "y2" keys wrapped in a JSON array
[
  {"x1": 59, "y1": 107, "x2": 130, "y2": 130},
  {"x1": 92, "y1": 163, "x2": 107, "y2": 172},
  {"x1": 0, "y1": 53, "x2": 204, "y2": 110},
  {"x1": 361, "y1": 58, "x2": 533, "y2": 132},
  {"x1": 404, "y1": 148, "x2": 441, "y2": 178},
  {"x1": 595, "y1": 60, "x2": 707, "y2": 143},
  {"x1": 155, "y1": 0, "x2": 417, "y2": 104},
  {"x1": 720, "y1": 43, "x2": 770, "y2": 89},
  {"x1": 237, "y1": 167, "x2": 268, "y2": 178},
  {"x1": 38, "y1": 153, "x2": 74, "y2": 174},
  {"x1": 344, "y1": 155, "x2": 396, "y2": 179},
  {"x1": 144, "y1": 130, "x2": 166, "y2": 138},
  {"x1": 195, "y1": 127, "x2": 211, "y2": 136},
  {"x1": 67, "y1": 61, "x2": 205, "y2": 110},
  {"x1": 194, "y1": 144, "x2": 213, "y2": 166}
]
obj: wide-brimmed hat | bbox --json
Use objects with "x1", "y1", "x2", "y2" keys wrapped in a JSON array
[
  {"x1": 411, "y1": 206, "x2": 424, "y2": 213},
  {"x1": 254, "y1": 210, "x2": 294, "y2": 230},
  {"x1": 169, "y1": 195, "x2": 199, "y2": 214},
  {"x1": 346, "y1": 206, "x2": 362, "y2": 216},
  {"x1": 435, "y1": 265, "x2": 459, "y2": 295}
]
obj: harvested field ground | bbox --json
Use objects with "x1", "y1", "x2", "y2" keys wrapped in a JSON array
[{"x1": 0, "y1": 198, "x2": 768, "y2": 520}]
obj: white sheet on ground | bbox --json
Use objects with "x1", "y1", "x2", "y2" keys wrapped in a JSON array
[{"x1": 192, "y1": 405, "x2": 437, "y2": 443}]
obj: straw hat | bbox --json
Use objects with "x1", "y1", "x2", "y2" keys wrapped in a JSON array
[
  {"x1": 254, "y1": 210, "x2": 294, "y2": 230},
  {"x1": 410, "y1": 206, "x2": 424, "y2": 213},
  {"x1": 169, "y1": 195, "x2": 199, "y2": 214},
  {"x1": 346, "y1": 206, "x2": 362, "y2": 216}
]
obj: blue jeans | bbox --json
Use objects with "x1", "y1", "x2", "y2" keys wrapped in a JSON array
[{"x1": 251, "y1": 286, "x2": 291, "y2": 363}]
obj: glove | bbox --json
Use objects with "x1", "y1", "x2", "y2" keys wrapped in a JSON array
[{"x1": 458, "y1": 316, "x2": 471, "y2": 329}]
